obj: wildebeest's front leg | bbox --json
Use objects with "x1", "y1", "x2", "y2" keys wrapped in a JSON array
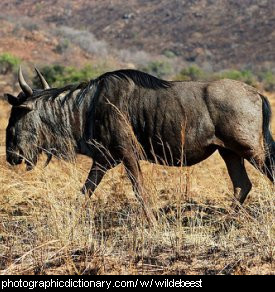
[
  {"x1": 82, "y1": 160, "x2": 110, "y2": 197},
  {"x1": 219, "y1": 148, "x2": 252, "y2": 205},
  {"x1": 123, "y1": 156, "x2": 157, "y2": 226}
]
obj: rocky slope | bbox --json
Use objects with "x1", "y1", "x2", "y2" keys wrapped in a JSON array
[{"x1": 0, "y1": 0, "x2": 274, "y2": 71}]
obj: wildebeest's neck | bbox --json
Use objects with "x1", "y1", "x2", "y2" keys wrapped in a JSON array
[{"x1": 36, "y1": 82, "x2": 96, "y2": 157}]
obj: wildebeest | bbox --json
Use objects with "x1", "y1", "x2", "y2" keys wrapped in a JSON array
[{"x1": 5, "y1": 67, "x2": 275, "y2": 223}]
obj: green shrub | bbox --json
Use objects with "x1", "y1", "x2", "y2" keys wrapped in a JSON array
[
  {"x1": 32, "y1": 64, "x2": 66, "y2": 88},
  {"x1": 259, "y1": 71, "x2": 275, "y2": 92},
  {"x1": 32, "y1": 62, "x2": 275, "y2": 93},
  {"x1": 174, "y1": 66, "x2": 263, "y2": 88},
  {"x1": 33, "y1": 64, "x2": 106, "y2": 88},
  {"x1": 0, "y1": 53, "x2": 20, "y2": 74},
  {"x1": 174, "y1": 65, "x2": 205, "y2": 81},
  {"x1": 216, "y1": 69, "x2": 257, "y2": 86},
  {"x1": 54, "y1": 39, "x2": 70, "y2": 54},
  {"x1": 60, "y1": 65, "x2": 103, "y2": 85},
  {"x1": 163, "y1": 50, "x2": 176, "y2": 58},
  {"x1": 140, "y1": 61, "x2": 172, "y2": 78}
]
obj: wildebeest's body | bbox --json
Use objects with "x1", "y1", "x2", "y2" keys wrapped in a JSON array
[
  {"x1": 91, "y1": 76, "x2": 264, "y2": 167},
  {"x1": 92, "y1": 80, "x2": 215, "y2": 166},
  {"x1": 5, "y1": 69, "x2": 275, "y2": 224}
]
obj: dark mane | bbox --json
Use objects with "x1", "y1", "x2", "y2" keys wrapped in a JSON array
[
  {"x1": 31, "y1": 82, "x2": 89, "y2": 104},
  {"x1": 29, "y1": 69, "x2": 171, "y2": 106},
  {"x1": 98, "y1": 69, "x2": 172, "y2": 89}
]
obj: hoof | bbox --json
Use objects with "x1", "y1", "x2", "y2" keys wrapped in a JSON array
[{"x1": 230, "y1": 200, "x2": 242, "y2": 213}]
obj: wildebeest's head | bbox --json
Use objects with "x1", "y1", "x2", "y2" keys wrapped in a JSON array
[{"x1": 5, "y1": 67, "x2": 50, "y2": 170}]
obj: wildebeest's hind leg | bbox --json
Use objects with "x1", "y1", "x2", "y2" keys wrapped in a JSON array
[
  {"x1": 219, "y1": 148, "x2": 252, "y2": 204},
  {"x1": 123, "y1": 156, "x2": 157, "y2": 226}
]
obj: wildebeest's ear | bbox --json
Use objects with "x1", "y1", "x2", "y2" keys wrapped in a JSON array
[{"x1": 4, "y1": 93, "x2": 20, "y2": 106}]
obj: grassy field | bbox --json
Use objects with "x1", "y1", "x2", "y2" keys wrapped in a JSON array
[{"x1": 0, "y1": 94, "x2": 274, "y2": 275}]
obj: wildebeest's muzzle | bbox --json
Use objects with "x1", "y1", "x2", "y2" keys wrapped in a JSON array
[
  {"x1": 6, "y1": 148, "x2": 23, "y2": 166},
  {"x1": 6, "y1": 147, "x2": 39, "y2": 171}
]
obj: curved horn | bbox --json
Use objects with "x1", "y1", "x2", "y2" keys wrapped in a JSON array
[
  {"x1": 35, "y1": 67, "x2": 50, "y2": 89},
  {"x1": 18, "y1": 66, "x2": 33, "y2": 96}
]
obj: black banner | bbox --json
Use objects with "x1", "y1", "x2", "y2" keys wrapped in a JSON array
[{"x1": 0, "y1": 275, "x2": 270, "y2": 290}]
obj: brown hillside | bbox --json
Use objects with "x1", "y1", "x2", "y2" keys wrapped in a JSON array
[{"x1": 0, "y1": 0, "x2": 274, "y2": 71}]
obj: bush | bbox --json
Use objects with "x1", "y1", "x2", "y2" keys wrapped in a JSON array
[
  {"x1": 174, "y1": 66, "x2": 263, "y2": 89},
  {"x1": 54, "y1": 39, "x2": 70, "y2": 54},
  {"x1": 259, "y1": 71, "x2": 275, "y2": 92},
  {"x1": 59, "y1": 65, "x2": 104, "y2": 85},
  {"x1": 33, "y1": 64, "x2": 66, "y2": 88},
  {"x1": 216, "y1": 69, "x2": 257, "y2": 86},
  {"x1": 162, "y1": 50, "x2": 176, "y2": 58},
  {"x1": 174, "y1": 65, "x2": 205, "y2": 81},
  {"x1": 0, "y1": 53, "x2": 20, "y2": 74},
  {"x1": 140, "y1": 61, "x2": 172, "y2": 78},
  {"x1": 33, "y1": 64, "x2": 106, "y2": 88},
  {"x1": 32, "y1": 63, "x2": 275, "y2": 93}
]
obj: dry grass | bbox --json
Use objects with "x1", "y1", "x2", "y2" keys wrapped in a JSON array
[{"x1": 0, "y1": 96, "x2": 274, "y2": 275}]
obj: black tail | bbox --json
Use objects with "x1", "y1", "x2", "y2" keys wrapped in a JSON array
[{"x1": 261, "y1": 94, "x2": 275, "y2": 181}]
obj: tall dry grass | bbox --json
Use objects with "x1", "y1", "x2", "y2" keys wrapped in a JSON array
[{"x1": 0, "y1": 99, "x2": 274, "y2": 275}]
